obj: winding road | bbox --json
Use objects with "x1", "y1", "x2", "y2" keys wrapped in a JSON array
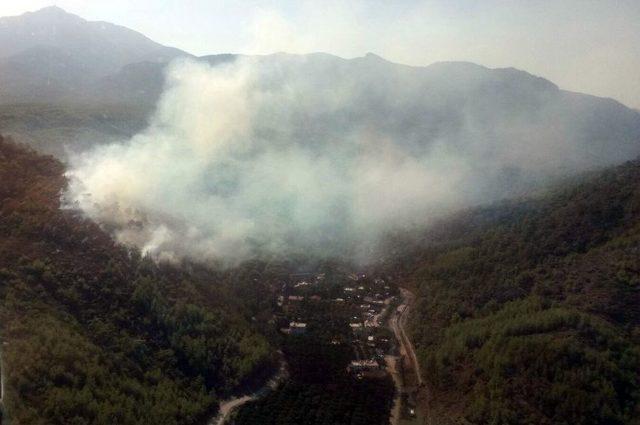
[
  {"x1": 212, "y1": 396, "x2": 252, "y2": 425},
  {"x1": 387, "y1": 287, "x2": 425, "y2": 425},
  {"x1": 210, "y1": 360, "x2": 288, "y2": 425},
  {"x1": 391, "y1": 288, "x2": 423, "y2": 386}
]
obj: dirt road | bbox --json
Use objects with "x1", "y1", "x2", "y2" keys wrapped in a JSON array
[
  {"x1": 390, "y1": 288, "x2": 423, "y2": 386},
  {"x1": 387, "y1": 287, "x2": 428, "y2": 425},
  {"x1": 210, "y1": 360, "x2": 288, "y2": 425}
]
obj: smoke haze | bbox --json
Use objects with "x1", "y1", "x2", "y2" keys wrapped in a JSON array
[{"x1": 65, "y1": 55, "x2": 640, "y2": 263}]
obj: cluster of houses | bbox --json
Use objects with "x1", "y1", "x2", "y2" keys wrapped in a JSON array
[{"x1": 275, "y1": 271, "x2": 397, "y2": 376}]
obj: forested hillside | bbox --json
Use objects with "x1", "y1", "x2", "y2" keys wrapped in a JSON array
[
  {"x1": 0, "y1": 136, "x2": 273, "y2": 424},
  {"x1": 0, "y1": 103, "x2": 149, "y2": 159},
  {"x1": 398, "y1": 158, "x2": 640, "y2": 424}
]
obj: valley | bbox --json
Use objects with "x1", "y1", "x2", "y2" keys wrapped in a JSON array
[
  {"x1": 227, "y1": 268, "x2": 398, "y2": 425},
  {"x1": 218, "y1": 270, "x2": 434, "y2": 425},
  {"x1": 0, "y1": 4, "x2": 639, "y2": 425},
  {"x1": 1, "y1": 124, "x2": 639, "y2": 424}
]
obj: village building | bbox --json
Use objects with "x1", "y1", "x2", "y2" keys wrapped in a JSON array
[
  {"x1": 288, "y1": 322, "x2": 307, "y2": 335},
  {"x1": 347, "y1": 360, "x2": 379, "y2": 373},
  {"x1": 350, "y1": 323, "x2": 364, "y2": 334}
]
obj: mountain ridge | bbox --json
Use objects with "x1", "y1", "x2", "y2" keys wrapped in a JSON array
[
  {"x1": 0, "y1": 6, "x2": 188, "y2": 64},
  {"x1": 0, "y1": 6, "x2": 621, "y2": 108},
  {"x1": 0, "y1": 6, "x2": 639, "y2": 180}
]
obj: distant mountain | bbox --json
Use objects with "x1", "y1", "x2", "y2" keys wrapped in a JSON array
[
  {"x1": 203, "y1": 52, "x2": 640, "y2": 175},
  {"x1": 0, "y1": 6, "x2": 639, "y2": 175},
  {"x1": 91, "y1": 54, "x2": 239, "y2": 105},
  {"x1": 0, "y1": 6, "x2": 189, "y2": 103}
]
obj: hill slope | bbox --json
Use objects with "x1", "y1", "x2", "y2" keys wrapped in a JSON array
[
  {"x1": 393, "y1": 157, "x2": 640, "y2": 424},
  {"x1": 242, "y1": 52, "x2": 640, "y2": 174},
  {"x1": 0, "y1": 136, "x2": 273, "y2": 424}
]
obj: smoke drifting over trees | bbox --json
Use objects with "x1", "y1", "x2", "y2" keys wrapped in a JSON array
[{"x1": 65, "y1": 54, "x2": 640, "y2": 263}]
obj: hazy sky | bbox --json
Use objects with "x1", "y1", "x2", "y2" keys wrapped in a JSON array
[{"x1": 2, "y1": 0, "x2": 639, "y2": 109}]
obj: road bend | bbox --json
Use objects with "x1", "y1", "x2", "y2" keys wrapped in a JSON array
[{"x1": 387, "y1": 287, "x2": 427, "y2": 425}]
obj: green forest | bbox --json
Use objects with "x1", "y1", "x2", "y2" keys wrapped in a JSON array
[
  {"x1": 395, "y1": 159, "x2": 640, "y2": 424},
  {"x1": 232, "y1": 329, "x2": 395, "y2": 425},
  {"x1": 2, "y1": 132, "x2": 640, "y2": 425},
  {"x1": 0, "y1": 135, "x2": 274, "y2": 424}
]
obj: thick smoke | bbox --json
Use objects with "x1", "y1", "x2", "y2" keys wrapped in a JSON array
[{"x1": 65, "y1": 55, "x2": 640, "y2": 264}]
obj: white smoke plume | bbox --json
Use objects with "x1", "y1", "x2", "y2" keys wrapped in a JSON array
[{"x1": 65, "y1": 55, "x2": 640, "y2": 264}]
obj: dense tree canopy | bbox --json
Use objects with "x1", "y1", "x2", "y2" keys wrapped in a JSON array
[
  {"x1": 0, "y1": 136, "x2": 274, "y2": 424},
  {"x1": 392, "y1": 159, "x2": 640, "y2": 424},
  {"x1": 2, "y1": 133, "x2": 639, "y2": 425}
]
